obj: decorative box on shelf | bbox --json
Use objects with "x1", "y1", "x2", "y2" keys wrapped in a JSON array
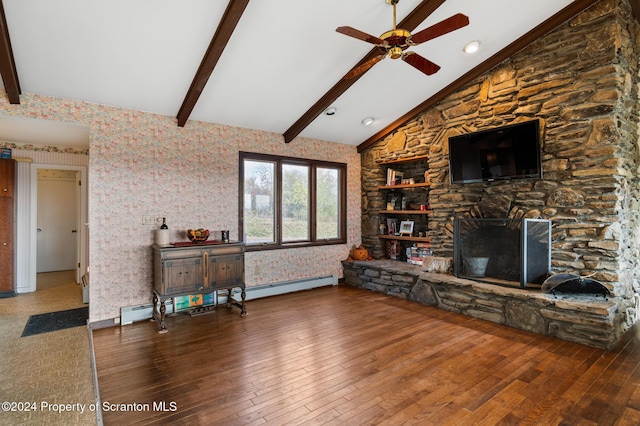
[{"x1": 174, "y1": 292, "x2": 216, "y2": 312}]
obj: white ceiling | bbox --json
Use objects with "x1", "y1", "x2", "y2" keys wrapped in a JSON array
[
  {"x1": 0, "y1": 0, "x2": 575, "y2": 149},
  {"x1": 0, "y1": 115, "x2": 90, "y2": 149}
]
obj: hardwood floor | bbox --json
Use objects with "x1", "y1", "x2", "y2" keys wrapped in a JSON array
[{"x1": 92, "y1": 285, "x2": 640, "y2": 425}]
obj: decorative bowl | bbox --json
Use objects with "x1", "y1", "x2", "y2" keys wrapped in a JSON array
[{"x1": 187, "y1": 229, "x2": 210, "y2": 242}]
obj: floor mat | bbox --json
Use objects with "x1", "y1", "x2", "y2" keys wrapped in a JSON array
[{"x1": 21, "y1": 307, "x2": 89, "y2": 337}]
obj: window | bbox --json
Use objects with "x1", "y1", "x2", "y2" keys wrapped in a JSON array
[{"x1": 240, "y1": 152, "x2": 346, "y2": 250}]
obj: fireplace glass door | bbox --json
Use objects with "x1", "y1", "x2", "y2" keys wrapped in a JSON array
[{"x1": 454, "y1": 218, "x2": 551, "y2": 288}]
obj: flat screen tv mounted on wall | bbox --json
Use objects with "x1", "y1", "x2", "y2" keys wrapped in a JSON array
[{"x1": 448, "y1": 119, "x2": 542, "y2": 184}]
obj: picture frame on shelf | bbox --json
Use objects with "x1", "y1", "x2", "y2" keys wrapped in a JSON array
[
  {"x1": 386, "y1": 218, "x2": 398, "y2": 235},
  {"x1": 399, "y1": 220, "x2": 414, "y2": 236}
]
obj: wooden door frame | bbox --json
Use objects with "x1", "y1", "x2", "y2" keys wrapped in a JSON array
[{"x1": 29, "y1": 164, "x2": 88, "y2": 291}]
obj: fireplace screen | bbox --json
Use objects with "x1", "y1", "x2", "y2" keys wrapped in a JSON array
[{"x1": 454, "y1": 218, "x2": 551, "y2": 288}]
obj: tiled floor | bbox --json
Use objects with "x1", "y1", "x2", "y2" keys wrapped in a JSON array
[{"x1": 0, "y1": 271, "x2": 98, "y2": 426}]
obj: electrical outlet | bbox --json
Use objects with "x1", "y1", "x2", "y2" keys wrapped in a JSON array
[{"x1": 142, "y1": 215, "x2": 155, "y2": 225}]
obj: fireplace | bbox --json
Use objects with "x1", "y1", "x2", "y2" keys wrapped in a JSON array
[{"x1": 453, "y1": 218, "x2": 551, "y2": 288}]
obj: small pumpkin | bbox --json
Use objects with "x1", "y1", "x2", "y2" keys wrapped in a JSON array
[{"x1": 350, "y1": 245, "x2": 369, "y2": 261}]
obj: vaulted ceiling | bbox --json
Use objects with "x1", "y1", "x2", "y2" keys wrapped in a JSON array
[{"x1": 0, "y1": 0, "x2": 614, "y2": 152}]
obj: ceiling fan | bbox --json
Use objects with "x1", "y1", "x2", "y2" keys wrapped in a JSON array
[{"x1": 336, "y1": 0, "x2": 469, "y2": 78}]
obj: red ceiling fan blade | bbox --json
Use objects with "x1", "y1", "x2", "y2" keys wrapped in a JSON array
[
  {"x1": 336, "y1": 26, "x2": 385, "y2": 45},
  {"x1": 410, "y1": 13, "x2": 469, "y2": 45},
  {"x1": 402, "y1": 52, "x2": 440, "y2": 75},
  {"x1": 344, "y1": 54, "x2": 387, "y2": 79}
]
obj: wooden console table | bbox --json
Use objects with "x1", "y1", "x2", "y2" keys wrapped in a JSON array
[{"x1": 151, "y1": 241, "x2": 247, "y2": 333}]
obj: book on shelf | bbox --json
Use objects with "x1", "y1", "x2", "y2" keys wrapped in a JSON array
[
  {"x1": 406, "y1": 244, "x2": 433, "y2": 265},
  {"x1": 408, "y1": 256, "x2": 425, "y2": 266},
  {"x1": 393, "y1": 170, "x2": 403, "y2": 185},
  {"x1": 386, "y1": 168, "x2": 404, "y2": 186}
]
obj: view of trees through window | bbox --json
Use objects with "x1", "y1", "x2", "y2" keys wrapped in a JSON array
[
  {"x1": 243, "y1": 160, "x2": 275, "y2": 243},
  {"x1": 316, "y1": 167, "x2": 339, "y2": 239},
  {"x1": 282, "y1": 164, "x2": 309, "y2": 241},
  {"x1": 241, "y1": 153, "x2": 345, "y2": 248}
]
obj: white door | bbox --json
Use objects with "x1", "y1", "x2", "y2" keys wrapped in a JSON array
[{"x1": 36, "y1": 171, "x2": 77, "y2": 272}]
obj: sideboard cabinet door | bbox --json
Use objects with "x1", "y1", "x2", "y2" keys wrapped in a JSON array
[
  {"x1": 163, "y1": 257, "x2": 204, "y2": 295},
  {"x1": 208, "y1": 253, "x2": 244, "y2": 289}
]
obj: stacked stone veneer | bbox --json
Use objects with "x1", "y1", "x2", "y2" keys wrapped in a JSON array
[
  {"x1": 358, "y1": 0, "x2": 640, "y2": 345},
  {"x1": 342, "y1": 259, "x2": 619, "y2": 348}
]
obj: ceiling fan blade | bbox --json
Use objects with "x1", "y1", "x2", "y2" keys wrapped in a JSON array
[
  {"x1": 336, "y1": 26, "x2": 385, "y2": 45},
  {"x1": 344, "y1": 54, "x2": 387, "y2": 79},
  {"x1": 409, "y1": 13, "x2": 469, "y2": 45},
  {"x1": 402, "y1": 52, "x2": 440, "y2": 75}
]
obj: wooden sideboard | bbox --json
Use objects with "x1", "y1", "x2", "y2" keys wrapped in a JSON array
[{"x1": 151, "y1": 241, "x2": 247, "y2": 333}]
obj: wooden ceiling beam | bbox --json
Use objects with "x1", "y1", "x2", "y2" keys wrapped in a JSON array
[
  {"x1": 177, "y1": 0, "x2": 250, "y2": 127},
  {"x1": 630, "y1": 0, "x2": 640, "y2": 23},
  {"x1": 283, "y1": 0, "x2": 447, "y2": 144},
  {"x1": 357, "y1": 0, "x2": 603, "y2": 153},
  {"x1": 0, "y1": 0, "x2": 20, "y2": 104}
]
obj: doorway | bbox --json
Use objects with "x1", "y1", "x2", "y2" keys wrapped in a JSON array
[
  {"x1": 35, "y1": 169, "x2": 78, "y2": 292},
  {"x1": 29, "y1": 164, "x2": 88, "y2": 293},
  {"x1": 37, "y1": 169, "x2": 77, "y2": 273}
]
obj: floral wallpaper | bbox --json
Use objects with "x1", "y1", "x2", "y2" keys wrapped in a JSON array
[
  {"x1": 0, "y1": 141, "x2": 89, "y2": 155},
  {"x1": 0, "y1": 92, "x2": 361, "y2": 323}
]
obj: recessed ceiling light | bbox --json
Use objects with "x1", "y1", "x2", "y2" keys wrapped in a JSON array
[
  {"x1": 463, "y1": 40, "x2": 480, "y2": 54},
  {"x1": 362, "y1": 117, "x2": 374, "y2": 126},
  {"x1": 325, "y1": 107, "x2": 337, "y2": 116}
]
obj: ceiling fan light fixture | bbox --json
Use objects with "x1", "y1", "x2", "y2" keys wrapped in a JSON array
[
  {"x1": 325, "y1": 107, "x2": 337, "y2": 116},
  {"x1": 362, "y1": 117, "x2": 374, "y2": 126},
  {"x1": 388, "y1": 46, "x2": 403, "y2": 60},
  {"x1": 464, "y1": 40, "x2": 480, "y2": 54},
  {"x1": 336, "y1": 0, "x2": 469, "y2": 78}
]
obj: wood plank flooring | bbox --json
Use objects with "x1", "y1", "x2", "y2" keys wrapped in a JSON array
[{"x1": 92, "y1": 285, "x2": 640, "y2": 425}]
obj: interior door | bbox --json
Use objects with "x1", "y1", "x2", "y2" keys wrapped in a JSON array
[
  {"x1": 75, "y1": 171, "x2": 83, "y2": 282},
  {"x1": 36, "y1": 171, "x2": 77, "y2": 273}
]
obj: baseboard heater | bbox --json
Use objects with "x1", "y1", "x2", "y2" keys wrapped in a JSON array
[
  {"x1": 120, "y1": 303, "x2": 174, "y2": 326},
  {"x1": 120, "y1": 275, "x2": 337, "y2": 326},
  {"x1": 220, "y1": 274, "x2": 337, "y2": 303}
]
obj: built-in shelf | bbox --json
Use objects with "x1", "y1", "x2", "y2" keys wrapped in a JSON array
[
  {"x1": 378, "y1": 155, "x2": 429, "y2": 165},
  {"x1": 376, "y1": 154, "x2": 431, "y2": 248},
  {"x1": 378, "y1": 209, "x2": 432, "y2": 215},
  {"x1": 378, "y1": 234, "x2": 431, "y2": 243},
  {"x1": 377, "y1": 182, "x2": 431, "y2": 190}
]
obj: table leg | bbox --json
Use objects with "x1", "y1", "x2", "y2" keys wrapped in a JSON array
[
  {"x1": 225, "y1": 289, "x2": 233, "y2": 309},
  {"x1": 152, "y1": 293, "x2": 158, "y2": 321},
  {"x1": 152, "y1": 293, "x2": 168, "y2": 333},
  {"x1": 240, "y1": 288, "x2": 247, "y2": 316},
  {"x1": 158, "y1": 300, "x2": 168, "y2": 333},
  {"x1": 225, "y1": 288, "x2": 247, "y2": 317}
]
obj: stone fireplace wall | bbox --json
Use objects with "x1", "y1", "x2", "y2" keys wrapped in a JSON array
[{"x1": 360, "y1": 0, "x2": 640, "y2": 332}]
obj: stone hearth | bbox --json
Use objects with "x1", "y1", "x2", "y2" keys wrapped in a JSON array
[
  {"x1": 357, "y1": 1, "x2": 640, "y2": 349},
  {"x1": 342, "y1": 259, "x2": 619, "y2": 349}
]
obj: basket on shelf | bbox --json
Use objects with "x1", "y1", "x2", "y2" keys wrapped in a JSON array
[{"x1": 187, "y1": 229, "x2": 210, "y2": 243}]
